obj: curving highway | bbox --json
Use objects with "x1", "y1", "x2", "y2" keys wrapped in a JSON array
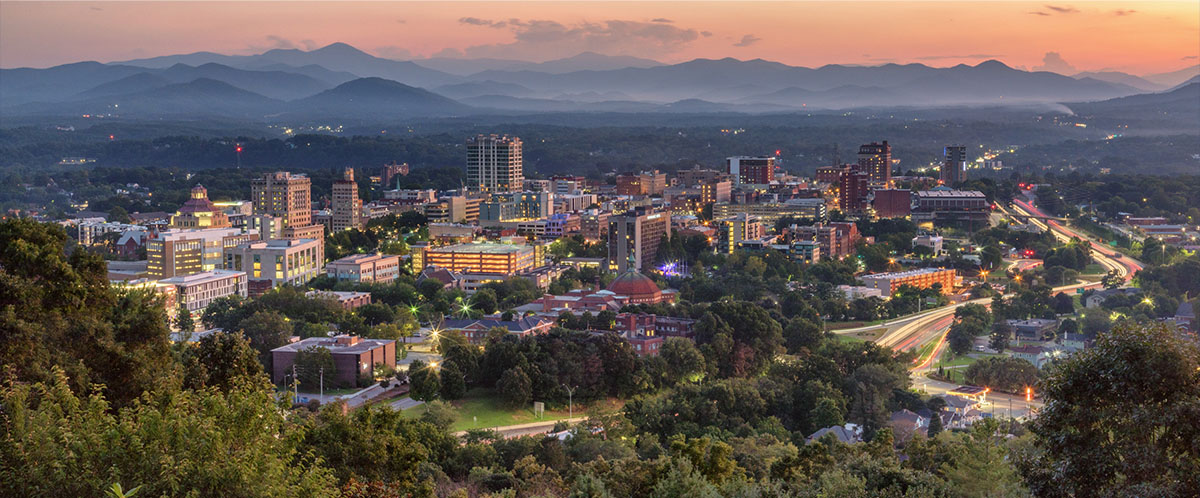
[{"x1": 868, "y1": 195, "x2": 1146, "y2": 418}]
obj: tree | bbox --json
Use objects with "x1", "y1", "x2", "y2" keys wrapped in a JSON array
[
  {"x1": 989, "y1": 321, "x2": 1012, "y2": 353},
  {"x1": 963, "y1": 356, "x2": 1038, "y2": 393},
  {"x1": 498, "y1": 366, "x2": 533, "y2": 409},
  {"x1": 236, "y1": 311, "x2": 293, "y2": 365},
  {"x1": 1022, "y1": 323, "x2": 1200, "y2": 496},
  {"x1": 981, "y1": 245, "x2": 1003, "y2": 271},
  {"x1": 175, "y1": 302, "x2": 195, "y2": 332},
  {"x1": 356, "y1": 303, "x2": 395, "y2": 326},
  {"x1": 1052, "y1": 292, "x2": 1075, "y2": 315},
  {"x1": 570, "y1": 473, "x2": 615, "y2": 498},
  {"x1": 181, "y1": 332, "x2": 265, "y2": 391},
  {"x1": 294, "y1": 346, "x2": 338, "y2": 389},
  {"x1": 659, "y1": 337, "x2": 706, "y2": 385},
  {"x1": 1, "y1": 369, "x2": 338, "y2": 497},
  {"x1": 925, "y1": 411, "x2": 943, "y2": 438},
  {"x1": 439, "y1": 360, "x2": 467, "y2": 400},
  {"x1": 407, "y1": 360, "x2": 440, "y2": 402},
  {"x1": 419, "y1": 400, "x2": 457, "y2": 431},
  {"x1": 810, "y1": 398, "x2": 844, "y2": 429},
  {"x1": 107, "y1": 205, "x2": 132, "y2": 224},
  {"x1": 0, "y1": 219, "x2": 172, "y2": 408},
  {"x1": 1101, "y1": 270, "x2": 1123, "y2": 289},
  {"x1": 472, "y1": 288, "x2": 499, "y2": 315}
]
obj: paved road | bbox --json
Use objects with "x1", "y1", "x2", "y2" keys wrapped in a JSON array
[
  {"x1": 874, "y1": 196, "x2": 1148, "y2": 419},
  {"x1": 453, "y1": 417, "x2": 588, "y2": 438}
]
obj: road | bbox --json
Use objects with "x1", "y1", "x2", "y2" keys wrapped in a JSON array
[
  {"x1": 453, "y1": 417, "x2": 588, "y2": 438},
  {"x1": 874, "y1": 195, "x2": 1146, "y2": 419}
]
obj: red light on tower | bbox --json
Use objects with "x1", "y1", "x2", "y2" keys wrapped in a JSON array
[
  {"x1": 775, "y1": 149, "x2": 781, "y2": 156},
  {"x1": 236, "y1": 145, "x2": 243, "y2": 153},
  {"x1": 109, "y1": 135, "x2": 115, "y2": 140}
]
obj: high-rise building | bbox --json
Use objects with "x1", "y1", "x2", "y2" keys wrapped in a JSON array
[
  {"x1": 608, "y1": 208, "x2": 670, "y2": 272},
  {"x1": 332, "y1": 168, "x2": 363, "y2": 231},
  {"x1": 717, "y1": 213, "x2": 765, "y2": 254},
  {"x1": 467, "y1": 134, "x2": 523, "y2": 193},
  {"x1": 480, "y1": 191, "x2": 553, "y2": 223},
  {"x1": 857, "y1": 141, "x2": 892, "y2": 185},
  {"x1": 251, "y1": 171, "x2": 312, "y2": 228},
  {"x1": 726, "y1": 156, "x2": 776, "y2": 186},
  {"x1": 839, "y1": 170, "x2": 871, "y2": 213},
  {"x1": 616, "y1": 170, "x2": 668, "y2": 196},
  {"x1": 872, "y1": 189, "x2": 913, "y2": 218},
  {"x1": 815, "y1": 165, "x2": 851, "y2": 185},
  {"x1": 941, "y1": 145, "x2": 968, "y2": 185},
  {"x1": 171, "y1": 185, "x2": 231, "y2": 229}
]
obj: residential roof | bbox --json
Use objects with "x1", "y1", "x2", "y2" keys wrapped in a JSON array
[
  {"x1": 1177, "y1": 301, "x2": 1195, "y2": 319},
  {"x1": 807, "y1": 424, "x2": 861, "y2": 444}
]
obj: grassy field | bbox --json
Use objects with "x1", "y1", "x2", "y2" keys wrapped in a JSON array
[
  {"x1": 937, "y1": 351, "x2": 1001, "y2": 369},
  {"x1": 833, "y1": 328, "x2": 886, "y2": 343},
  {"x1": 1082, "y1": 263, "x2": 1106, "y2": 275},
  {"x1": 826, "y1": 319, "x2": 886, "y2": 330},
  {"x1": 402, "y1": 387, "x2": 624, "y2": 432}
]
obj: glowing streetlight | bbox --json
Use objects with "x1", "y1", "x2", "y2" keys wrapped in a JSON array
[{"x1": 1025, "y1": 386, "x2": 1033, "y2": 402}]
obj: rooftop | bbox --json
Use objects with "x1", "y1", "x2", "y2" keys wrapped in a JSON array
[
  {"x1": 861, "y1": 268, "x2": 954, "y2": 280},
  {"x1": 916, "y1": 190, "x2": 986, "y2": 198},
  {"x1": 271, "y1": 334, "x2": 393, "y2": 355},
  {"x1": 429, "y1": 243, "x2": 532, "y2": 254},
  {"x1": 160, "y1": 270, "x2": 246, "y2": 285}
]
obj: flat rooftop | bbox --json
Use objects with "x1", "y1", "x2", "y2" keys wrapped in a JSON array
[
  {"x1": 160, "y1": 270, "x2": 246, "y2": 284},
  {"x1": 861, "y1": 268, "x2": 954, "y2": 280},
  {"x1": 430, "y1": 243, "x2": 532, "y2": 254},
  {"x1": 916, "y1": 190, "x2": 986, "y2": 198}
]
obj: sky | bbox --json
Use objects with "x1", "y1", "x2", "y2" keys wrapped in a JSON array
[{"x1": 1, "y1": 1, "x2": 1197, "y2": 75}]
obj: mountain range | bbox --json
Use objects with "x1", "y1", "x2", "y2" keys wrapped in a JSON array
[{"x1": 2, "y1": 42, "x2": 1197, "y2": 121}]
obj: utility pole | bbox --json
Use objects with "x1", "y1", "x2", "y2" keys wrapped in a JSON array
[
  {"x1": 562, "y1": 384, "x2": 576, "y2": 420},
  {"x1": 292, "y1": 364, "x2": 298, "y2": 402},
  {"x1": 320, "y1": 366, "x2": 324, "y2": 400}
]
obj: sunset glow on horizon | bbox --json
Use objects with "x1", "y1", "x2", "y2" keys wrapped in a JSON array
[{"x1": 2, "y1": 1, "x2": 1197, "y2": 75}]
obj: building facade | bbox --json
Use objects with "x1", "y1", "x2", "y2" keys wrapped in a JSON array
[
  {"x1": 170, "y1": 185, "x2": 231, "y2": 229},
  {"x1": 857, "y1": 141, "x2": 892, "y2": 186},
  {"x1": 331, "y1": 168, "x2": 364, "y2": 231},
  {"x1": 160, "y1": 269, "x2": 248, "y2": 314},
  {"x1": 224, "y1": 238, "x2": 324, "y2": 296},
  {"x1": 860, "y1": 268, "x2": 957, "y2": 297},
  {"x1": 467, "y1": 134, "x2": 523, "y2": 193},
  {"x1": 325, "y1": 252, "x2": 402, "y2": 284},
  {"x1": 419, "y1": 243, "x2": 536, "y2": 275},
  {"x1": 608, "y1": 209, "x2": 670, "y2": 272},
  {"x1": 726, "y1": 156, "x2": 776, "y2": 186},
  {"x1": 147, "y1": 228, "x2": 259, "y2": 279},
  {"x1": 270, "y1": 335, "x2": 396, "y2": 387}
]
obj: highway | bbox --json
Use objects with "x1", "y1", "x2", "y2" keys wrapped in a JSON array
[{"x1": 870, "y1": 195, "x2": 1146, "y2": 419}]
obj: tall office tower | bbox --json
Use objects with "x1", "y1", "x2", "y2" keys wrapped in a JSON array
[
  {"x1": 726, "y1": 156, "x2": 776, "y2": 186},
  {"x1": 332, "y1": 168, "x2": 363, "y2": 231},
  {"x1": 467, "y1": 134, "x2": 523, "y2": 193},
  {"x1": 607, "y1": 208, "x2": 670, "y2": 272},
  {"x1": 857, "y1": 141, "x2": 892, "y2": 185},
  {"x1": 252, "y1": 171, "x2": 312, "y2": 228},
  {"x1": 839, "y1": 170, "x2": 871, "y2": 213},
  {"x1": 941, "y1": 145, "x2": 968, "y2": 185},
  {"x1": 251, "y1": 171, "x2": 323, "y2": 240}
]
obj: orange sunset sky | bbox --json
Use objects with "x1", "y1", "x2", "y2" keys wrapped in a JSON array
[{"x1": 1, "y1": 1, "x2": 1197, "y2": 74}]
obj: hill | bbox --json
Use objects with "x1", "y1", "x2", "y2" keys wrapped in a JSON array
[
  {"x1": 290, "y1": 77, "x2": 472, "y2": 118},
  {"x1": 12, "y1": 78, "x2": 281, "y2": 118}
]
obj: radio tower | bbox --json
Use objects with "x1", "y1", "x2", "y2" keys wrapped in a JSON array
[{"x1": 235, "y1": 144, "x2": 243, "y2": 169}]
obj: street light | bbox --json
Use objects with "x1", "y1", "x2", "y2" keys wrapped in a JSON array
[{"x1": 562, "y1": 384, "x2": 576, "y2": 420}]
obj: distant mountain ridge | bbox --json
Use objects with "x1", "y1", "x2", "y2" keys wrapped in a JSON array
[{"x1": 3, "y1": 42, "x2": 1195, "y2": 118}]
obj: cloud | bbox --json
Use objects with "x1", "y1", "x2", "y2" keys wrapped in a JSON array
[
  {"x1": 915, "y1": 53, "x2": 1004, "y2": 60},
  {"x1": 701, "y1": 31, "x2": 713, "y2": 37},
  {"x1": 1028, "y1": 5, "x2": 1079, "y2": 16},
  {"x1": 89, "y1": 6, "x2": 103, "y2": 11},
  {"x1": 651, "y1": 18, "x2": 673, "y2": 23},
  {"x1": 733, "y1": 34, "x2": 761, "y2": 47},
  {"x1": 396, "y1": 19, "x2": 407, "y2": 24},
  {"x1": 457, "y1": 18, "x2": 705, "y2": 59},
  {"x1": 1183, "y1": 55, "x2": 1198, "y2": 61},
  {"x1": 459, "y1": 17, "x2": 508, "y2": 28},
  {"x1": 1032, "y1": 51, "x2": 1077, "y2": 73},
  {"x1": 1112, "y1": 9, "x2": 1137, "y2": 16}
]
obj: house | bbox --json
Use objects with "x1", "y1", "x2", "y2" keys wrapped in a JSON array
[
  {"x1": 1060, "y1": 332, "x2": 1092, "y2": 352},
  {"x1": 613, "y1": 313, "x2": 698, "y2": 339},
  {"x1": 889, "y1": 409, "x2": 928, "y2": 442},
  {"x1": 940, "y1": 396, "x2": 986, "y2": 429},
  {"x1": 1008, "y1": 345, "x2": 1045, "y2": 366},
  {"x1": 1172, "y1": 301, "x2": 1196, "y2": 331},
  {"x1": 1006, "y1": 318, "x2": 1058, "y2": 340},
  {"x1": 270, "y1": 335, "x2": 396, "y2": 388},
  {"x1": 440, "y1": 316, "x2": 556, "y2": 344},
  {"x1": 416, "y1": 266, "x2": 463, "y2": 290},
  {"x1": 1085, "y1": 288, "x2": 1142, "y2": 309},
  {"x1": 807, "y1": 423, "x2": 864, "y2": 445}
]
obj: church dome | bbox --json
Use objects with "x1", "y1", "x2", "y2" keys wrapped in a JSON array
[{"x1": 607, "y1": 269, "x2": 662, "y2": 298}]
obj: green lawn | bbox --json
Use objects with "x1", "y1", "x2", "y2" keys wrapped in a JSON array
[
  {"x1": 937, "y1": 351, "x2": 1000, "y2": 369},
  {"x1": 826, "y1": 319, "x2": 885, "y2": 330},
  {"x1": 402, "y1": 387, "x2": 623, "y2": 432},
  {"x1": 1081, "y1": 263, "x2": 1106, "y2": 275},
  {"x1": 834, "y1": 333, "x2": 867, "y2": 344}
]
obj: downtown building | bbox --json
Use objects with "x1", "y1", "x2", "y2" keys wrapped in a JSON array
[
  {"x1": 170, "y1": 185, "x2": 231, "y2": 229},
  {"x1": 223, "y1": 238, "x2": 324, "y2": 296},
  {"x1": 251, "y1": 171, "x2": 324, "y2": 240},
  {"x1": 727, "y1": 156, "x2": 776, "y2": 186},
  {"x1": 716, "y1": 213, "x2": 766, "y2": 254},
  {"x1": 325, "y1": 253, "x2": 402, "y2": 284},
  {"x1": 941, "y1": 145, "x2": 968, "y2": 185},
  {"x1": 159, "y1": 269, "x2": 248, "y2": 315},
  {"x1": 857, "y1": 141, "x2": 892, "y2": 186},
  {"x1": 608, "y1": 208, "x2": 670, "y2": 272},
  {"x1": 615, "y1": 170, "x2": 668, "y2": 196},
  {"x1": 147, "y1": 227, "x2": 259, "y2": 279},
  {"x1": 467, "y1": 134, "x2": 523, "y2": 193},
  {"x1": 331, "y1": 167, "x2": 364, "y2": 231}
]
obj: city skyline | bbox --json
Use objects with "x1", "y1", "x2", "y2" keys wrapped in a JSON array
[{"x1": 2, "y1": 1, "x2": 1197, "y2": 75}]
